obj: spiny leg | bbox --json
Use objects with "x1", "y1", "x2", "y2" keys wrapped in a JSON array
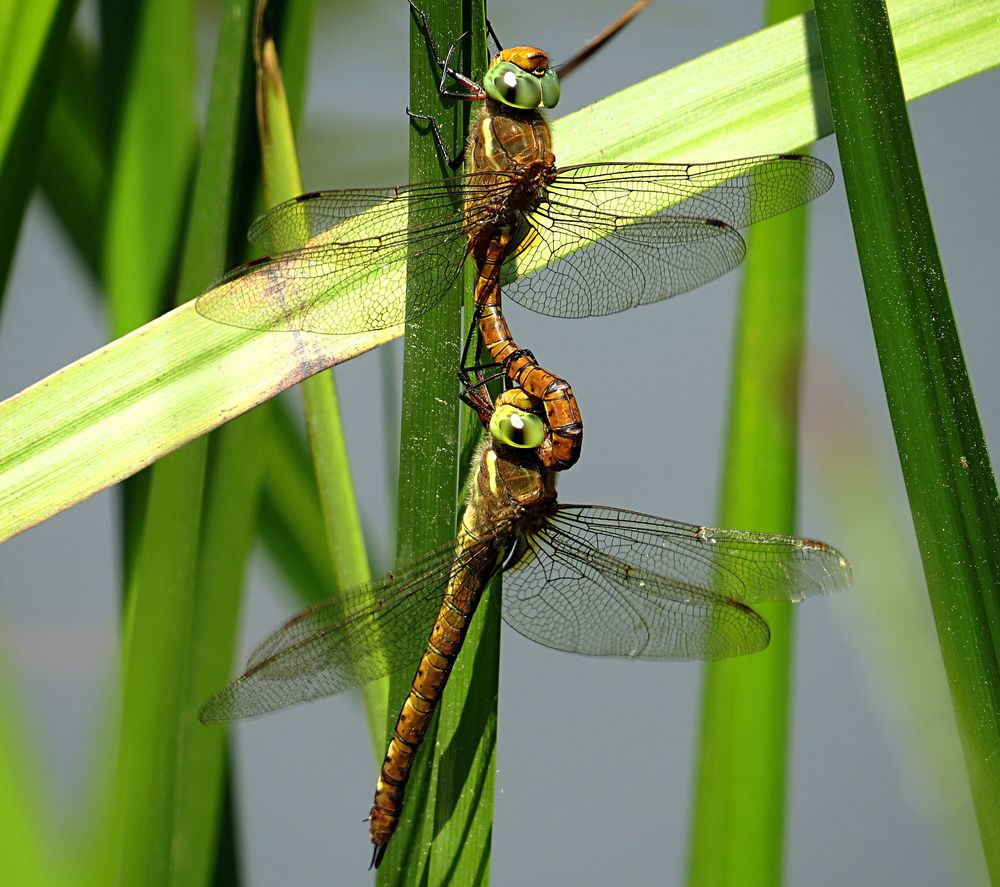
[
  {"x1": 458, "y1": 311, "x2": 504, "y2": 417},
  {"x1": 406, "y1": 109, "x2": 466, "y2": 171},
  {"x1": 407, "y1": 1, "x2": 486, "y2": 169},
  {"x1": 407, "y1": 0, "x2": 484, "y2": 99}
]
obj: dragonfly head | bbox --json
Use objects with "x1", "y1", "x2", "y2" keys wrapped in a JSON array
[
  {"x1": 484, "y1": 47, "x2": 561, "y2": 110},
  {"x1": 489, "y1": 390, "x2": 546, "y2": 450}
]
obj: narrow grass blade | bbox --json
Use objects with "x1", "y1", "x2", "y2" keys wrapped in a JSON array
[
  {"x1": 30, "y1": 13, "x2": 337, "y2": 631},
  {"x1": 101, "y1": 0, "x2": 195, "y2": 338},
  {"x1": 257, "y1": 398, "x2": 338, "y2": 606},
  {"x1": 254, "y1": 8, "x2": 382, "y2": 754},
  {"x1": 813, "y1": 0, "x2": 1000, "y2": 877},
  {"x1": 176, "y1": 5, "x2": 319, "y2": 882},
  {"x1": 100, "y1": 3, "x2": 257, "y2": 886},
  {"x1": 36, "y1": 34, "x2": 105, "y2": 282},
  {"x1": 689, "y1": 211, "x2": 807, "y2": 887},
  {"x1": 0, "y1": 0, "x2": 995, "y2": 545},
  {"x1": 423, "y1": 9, "x2": 500, "y2": 882},
  {"x1": 376, "y1": 1, "x2": 477, "y2": 879},
  {"x1": 0, "y1": 653, "x2": 61, "y2": 887},
  {"x1": 179, "y1": 409, "x2": 264, "y2": 887},
  {"x1": 0, "y1": 0, "x2": 77, "y2": 296},
  {"x1": 104, "y1": 449, "x2": 210, "y2": 887},
  {"x1": 0, "y1": 13, "x2": 78, "y2": 856}
]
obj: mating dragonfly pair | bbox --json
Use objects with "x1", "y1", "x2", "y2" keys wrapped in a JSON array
[{"x1": 198, "y1": 3, "x2": 851, "y2": 869}]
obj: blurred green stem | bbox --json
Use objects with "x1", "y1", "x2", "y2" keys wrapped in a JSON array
[
  {"x1": 814, "y1": 0, "x2": 1000, "y2": 877},
  {"x1": 688, "y1": 0, "x2": 812, "y2": 884}
]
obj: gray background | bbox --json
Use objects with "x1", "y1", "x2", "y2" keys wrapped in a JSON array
[{"x1": 2, "y1": 0, "x2": 997, "y2": 884}]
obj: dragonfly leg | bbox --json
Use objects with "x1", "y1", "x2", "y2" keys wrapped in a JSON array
[
  {"x1": 458, "y1": 305, "x2": 496, "y2": 380},
  {"x1": 458, "y1": 311, "x2": 508, "y2": 418},
  {"x1": 408, "y1": 0, "x2": 485, "y2": 100},
  {"x1": 458, "y1": 372, "x2": 497, "y2": 422},
  {"x1": 458, "y1": 352, "x2": 504, "y2": 421},
  {"x1": 406, "y1": 109, "x2": 465, "y2": 171},
  {"x1": 438, "y1": 33, "x2": 475, "y2": 99}
]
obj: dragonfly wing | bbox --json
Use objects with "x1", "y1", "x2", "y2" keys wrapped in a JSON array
[
  {"x1": 195, "y1": 180, "x2": 469, "y2": 334},
  {"x1": 246, "y1": 181, "x2": 464, "y2": 252},
  {"x1": 499, "y1": 505, "x2": 850, "y2": 661},
  {"x1": 553, "y1": 156, "x2": 833, "y2": 230},
  {"x1": 504, "y1": 210, "x2": 746, "y2": 317},
  {"x1": 200, "y1": 533, "x2": 495, "y2": 722},
  {"x1": 502, "y1": 154, "x2": 832, "y2": 318}
]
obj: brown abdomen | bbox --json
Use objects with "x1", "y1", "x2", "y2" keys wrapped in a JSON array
[
  {"x1": 472, "y1": 233, "x2": 583, "y2": 471},
  {"x1": 368, "y1": 531, "x2": 502, "y2": 867}
]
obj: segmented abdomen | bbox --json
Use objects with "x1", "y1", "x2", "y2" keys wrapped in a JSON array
[
  {"x1": 368, "y1": 523, "x2": 505, "y2": 867},
  {"x1": 472, "y1": 232, "x2": 583, "y2": 471}
]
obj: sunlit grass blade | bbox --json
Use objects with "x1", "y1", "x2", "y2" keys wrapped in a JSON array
[
  {"x1": 0, "y1": 0, "x2": 76, "y2": 296},
  {"x1": 0, "y1": 0, "x2": 995, "y2": 546},
  {"x1": 98, "y1": 2, "x2": 256, "y2": 885},
  {"x1": 553, "y1": 0, "x2": 998, "y2": 164},
  {"x1": 813, "y1": 0, "x2": 1000, "y2": 878},
  {"x1": 0, "y1": 303, "x2": 398, "y2": 543}
]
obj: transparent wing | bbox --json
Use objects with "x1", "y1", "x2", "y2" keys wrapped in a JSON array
[
  {"x1": 195, "y1": 154, "x2": 833, "y2": 331},
  {"x1": 200, "y1": 528, "x2": 507, "y2": 722},
  {"x1": 505, "y1": 211, "x2": 747, "y2": 317},
  {"x1": 195, "y1": 176, "x2": 501, "y2": 335},
  {"x1": 500, "y1": 504, "x2": 851, "y2": 660},
  {"x1": 503, "y1": 154, "x2": 833, "y2": 317}
]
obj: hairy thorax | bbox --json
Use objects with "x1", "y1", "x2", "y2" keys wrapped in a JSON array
[{"x1": 463, "y1": 99, "x2": 557, "y2": 244}]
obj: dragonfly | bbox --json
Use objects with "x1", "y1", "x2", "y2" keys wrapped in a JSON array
[
  {"x1": 195, "y1": 3, "x2": 835, "y2": 471},
  {"x1": 201, "y1": 385, "x2": 852, "y2": 868}
]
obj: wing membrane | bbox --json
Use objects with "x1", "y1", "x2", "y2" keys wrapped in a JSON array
[
  {"x1": 196, "y1": 154, "x2": 833, "y2": 331},
  {"x1": 195, "y1": 176, "x2": 503, "y2": 334},
  {"x1": 503, "y1": 154, "x2": 832, "y2": 317},
  {"x1": 500, "y1": 505, "x2": 850, "y2": 660},
  {"x1": 200, "y1": 527, "x2": 508, "y2": 722}
]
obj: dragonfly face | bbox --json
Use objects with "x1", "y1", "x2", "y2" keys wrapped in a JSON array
[
  {"x1": 483, "y1": 47, "x2": 561, "y2": 110},
  {"x1": 469, "y1": 388, "x2": 559, "y2": 526}
]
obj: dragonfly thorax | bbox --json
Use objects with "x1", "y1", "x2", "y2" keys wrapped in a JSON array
[{"x1": 465, "y1": 95, "x2": 556, "y2": 245}]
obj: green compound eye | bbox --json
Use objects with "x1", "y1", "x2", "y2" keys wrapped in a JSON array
[
  {"x1": 484, "y1": 61, "x2": 543, "y2": 109},
  {"x1": 489, "y1": 404, "x2": 545, "y2": 449},
  {"x1": 539, "y1": 69, "x2": 560, "y2": 108}
]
